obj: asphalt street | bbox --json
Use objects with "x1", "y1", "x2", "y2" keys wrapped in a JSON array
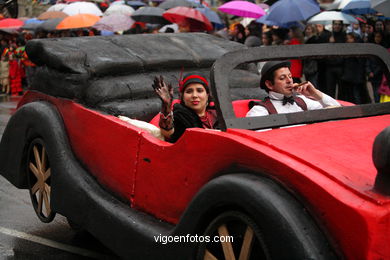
[{"x1": 0, "y1": 94, "x2": 118, "y2": 259}]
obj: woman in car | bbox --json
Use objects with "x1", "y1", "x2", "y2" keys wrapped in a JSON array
[{"x1": 152, "y1": 73, "x2": 218, "y2": 143}]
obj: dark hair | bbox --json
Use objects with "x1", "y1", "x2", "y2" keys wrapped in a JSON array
[
  {"x1": 260, "y1": 61, "x2": 291, "y2": 92},
  {"x1": 346, "y1": 32, "x2": 357, "y2": 41},
  {"x1": 374, "y1": 20, "x2": 385, "y2": 33},
  {"x1": 262, "y1": 31, "x2": 273, "y2": 45},
  {"x1": 247, "y1": 21, "x2": 262, "y2": 37},
  {"x1": 332, "y1": 20, "x2": 344, "y2": 26},
  {"x1": 271, "y1": 28, "x2": 288, "y2": 41},
  {"x1": 370, "y1": 31, "x2": 385, "y2": 46},
  {"x1": 165, "y1": 27, "x2": 174, "y2": 33}
]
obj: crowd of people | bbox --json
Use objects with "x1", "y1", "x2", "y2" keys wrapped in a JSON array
[
  {"x1": 0, "y1": 34, "x2": 31, "y2": 96},
  {"x1": 225, "y1": 18, "x2": 390, "y2": 104},
  {"x1": 0, "y1": 3, "x2": 389, "y2": 103}
]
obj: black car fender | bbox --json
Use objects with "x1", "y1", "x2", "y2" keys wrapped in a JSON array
[
  {"x1": 174, "y1": 173, "x2": 340, "y2": 259},
  {"x1": 0, "y1": 101, "x2": 67, "y2": 189}
]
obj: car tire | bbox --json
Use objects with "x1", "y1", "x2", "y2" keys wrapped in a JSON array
[
  {"x1": 184, "y1": 174, "x2": 337, "y2": 260},
  {"x1": 196, "y1": 210, "x2": 270, "y2": 260},
  {"x1": 26, "y1": 138, "x2": 56, "y2": 223}
]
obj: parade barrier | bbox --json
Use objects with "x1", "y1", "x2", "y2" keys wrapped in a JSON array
[{"x1": 26, "y1": 33, "x2": 262, "y2": 121}]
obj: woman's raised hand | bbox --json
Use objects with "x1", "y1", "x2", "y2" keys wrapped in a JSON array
[{"x1": 152, "y1": 75, "x2": 173, "y2": 106}]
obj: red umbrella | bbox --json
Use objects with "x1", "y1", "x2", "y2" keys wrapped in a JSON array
[
  {"x1": 163, "y1": 6, "x2": 213, "y2": 31},
  {"x1": 0, "y1": 18, "x2": 24, "y2": 29}
]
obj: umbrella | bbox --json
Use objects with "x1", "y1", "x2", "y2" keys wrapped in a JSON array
[
  {"x1": 131, "y1": 7, "x2": 169, "y2": 24},
  {"x1": 218, "y1": 1, "x2": 266, "y2": 19},
  {"x1": 56, "y1": 13, "x2": 101, "y2": 29},
  {"x1": 258, "y1": 3, "x2": 269, "y2": 10},
  {"x1": 111, "y1": 0, "x2": 126, "y2": 5},
  {"x1": 266, "y1": 0, "x2": 320, "y2": 24},
  {"x1": 196, "y1": 7, "x2": 222, "y2": 25},
  {"x1": 104, "y1": 4, "x2": 135, "y2": 16},
  {"x1": 186, "y1": 0, "x2": 206, "y2": 7},
  {"x1": 101, "y1": 30, "x2": 115, "y2": 35},
  {"x1": 159, "y1": 0, "x2": 197, "y2": 10},
  {"x1": 62, "y1": 2, "x2": 103, "y2": 16},
  {"x1": 47, "y1": 3, "x2": 67, "y2": 12},
  {"x1": 39, "y1": 18, "x2": 64, "y2": 31},
  {"x1": 339, "y1": 0, "x2": 376, "y2": 15},
  {"x1": 21, "y1": 18, "x2": 45, "y2": 30},
  {"x1": 21, "y1": 23, "x2": 43, "y2": 31},
  {"x1": 371, "y1": 0, "x2": 390, "y2": 17},
  {"x1": 163, "y1": 6, "x2": 213, "y2": 31},
  {"x1": 38, "y1": 11, "x2": 68, "y2": 20},
  {"x1": 24, "y1": 18, "x2": 43, "y2": 24},
  {"x1": 307, "y1": 11, "x2": 358, "y2": 24},
  {"x1": 93, "y1": 14, "x2": 134, "y2": 31},
  {"x1": 126, "y1": 1, "x2": 147, "y2": 9},
  {"x1": 0, "y1": 18, "x2": 24, "y2": 29},
  {"x1": 257, "y1": 14, "x2": 303, "y2": 28}
]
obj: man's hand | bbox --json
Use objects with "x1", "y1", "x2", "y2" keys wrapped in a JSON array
[
  {"x1": 293, "y1": 81, "x2": 323, "y2": 101},
  {"x1": 152, "y1": 75, "x2": 173, "y2": 106}
]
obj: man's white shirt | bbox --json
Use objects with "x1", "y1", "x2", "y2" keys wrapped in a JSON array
[{"x1": 246, "y1": 91, "x2": 341, "y2": 117}]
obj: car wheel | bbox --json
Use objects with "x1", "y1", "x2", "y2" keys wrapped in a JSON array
[
  {"x1": 197, "y1": 211, "x2": 270, "y2": 260},
  {"x1": 26, "y1": 138, "x2": 56, "y2": 223}
]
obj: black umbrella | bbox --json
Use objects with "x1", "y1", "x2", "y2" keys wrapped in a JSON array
[
  {"x1": 21, "y1": 22, "x2": 42, "y2": 31},
  {"x1": 158, "y1": 0, "x2": 199, "y2": 10},
  {"x1": 131, "y1": 7, "x2": 170, "y2": 24},
  {"x1": 38, "y1": 18, "x2": 64, "y2": 31}
]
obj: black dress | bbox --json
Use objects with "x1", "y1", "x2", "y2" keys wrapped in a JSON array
[{"x1": 169, "y1": 103, "x2": 218, "y2": 143}]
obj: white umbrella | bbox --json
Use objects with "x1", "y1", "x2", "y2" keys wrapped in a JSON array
[
  {"x1": 47, "y1": 3, "x2": 67, "y2": 12},
  {"x1": 111, "y1": 0, "x2": 125, "y2": 5},
  {"x1": 307, "y1": 11, "x2": 358, "y2": 24},
  {"x1": 104, "y1": 5, "x2": 135, "y2": 16},
  {"x1": 371, "y1": 0, "x2": 390, "y2": 16},
  {"x1": 62, "y1": 2, "x2": 103, "y2": 16}
]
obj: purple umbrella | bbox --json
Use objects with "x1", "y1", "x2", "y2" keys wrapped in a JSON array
[
  {"x1": 93, "y1": 14, "x2": 134, "y2": 32},
  {"x1": 218, "y1": 1, "x2": 266, "y2": 19}
]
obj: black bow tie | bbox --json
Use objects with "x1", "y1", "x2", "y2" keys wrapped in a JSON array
[{"x1": 282, "y1": 96, "x2": 295, "y2": 105}]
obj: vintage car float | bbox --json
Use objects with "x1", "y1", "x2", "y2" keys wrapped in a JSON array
[{"x1": 0, "y1": 33, "x2": 389, "y2": 260}]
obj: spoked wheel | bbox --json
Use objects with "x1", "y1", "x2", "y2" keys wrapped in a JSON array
[
  {"x1": 26, "y1": 138, "x2": 56, "y2": 223},
  {"x1": 198, "y1": 211, "x2": 269, "y2": 260}
]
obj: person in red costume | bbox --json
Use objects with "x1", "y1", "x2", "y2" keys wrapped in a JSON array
[
  {"x1": 287, "y1": 26, "x2": 304, "y2": 83},
  {"x1": 8, "y1": 50, "x2": 22, "y2": 96}
]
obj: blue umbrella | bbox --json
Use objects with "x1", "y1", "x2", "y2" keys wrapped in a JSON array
[
  {"x1": 24, "y1": 18, "x2": 45, "y2": 24},
  {"x1": 257, "y1": 14, "x2": 303, "y2": 28},
  {"x1": 266, "y1": 0, "x2": 320, "y2": 24},
  {"x1": 22, "y1": 18, "x2": 45, "y2": 31},
  {"x1": 101, "y1": 30, "x2": 115, "y2": 35},
  {"x1": 196, "y1": 7, "x2": 222, "y2": 25},
  {"x1": 126, "y1": 0, "x2": 146, "y2": 9},
  {"x1": 339, "y1": 0, "x2": 377, "y2": 15}
]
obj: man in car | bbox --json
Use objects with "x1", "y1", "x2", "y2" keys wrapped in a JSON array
[{"x1": 246, "y1": 60, "x2": 340, "y2": 117}]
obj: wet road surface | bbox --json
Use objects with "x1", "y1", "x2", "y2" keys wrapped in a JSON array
[{"x1": 0, "y1": 94, "x2": 118, "y2": 259}]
